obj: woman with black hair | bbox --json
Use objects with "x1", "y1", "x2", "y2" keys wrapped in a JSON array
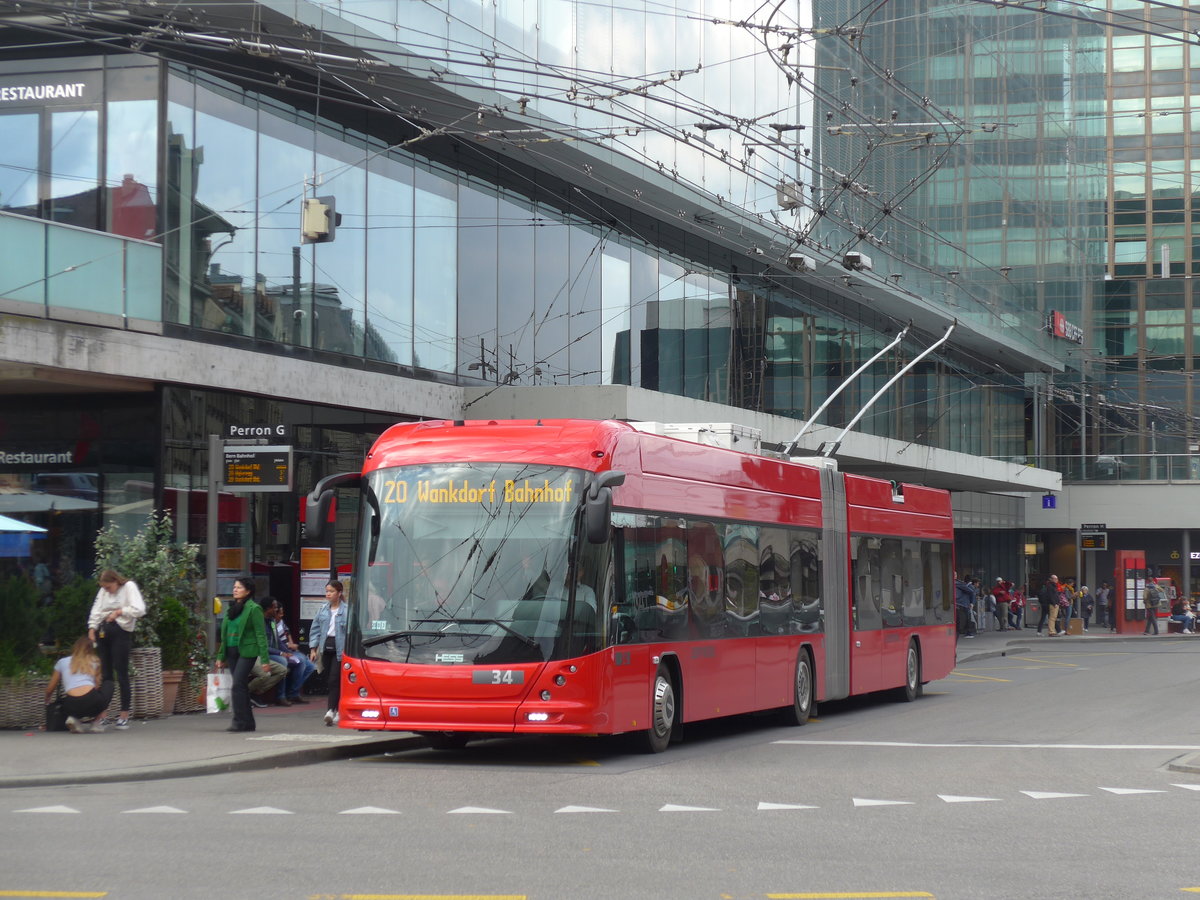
[
  {"x1": 308, "y1": 580, "x2": 347, "y2": 726},
  {"x1": 215, "y1": 576, "x2": 270, "y2": 732}
]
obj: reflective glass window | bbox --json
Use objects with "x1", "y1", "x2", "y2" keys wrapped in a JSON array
[
  {"x1": 315, "y1": 138, "x2": 367, "y2": 356},
  {"x1": 50, "y1": 109, "x2": 100, "y2": 229},
  {"x1": 258, "y1": 119, "x2": 313, "y2": 343},
  {"x1": 569, "y1": 228, "x2": 602, "y2": 384},
  {"x1": 601, "y1": 246, "x2": 630, "y2": 385},
  {"x1": 458, "y1": 184, "x2": 498, "y2": 378},
  {"x1": 0, "y1": 114, "x2": 38, "y2": 211},
  {"x1": 498, "y1": 196, "x2": 535, "y2": 377},
  {"x1": 413, "y1": 167, "x2": 457, "y2": 373},
  {"x1": 106, "y1": 100, "x2": 158, "y2": 240},
  {"x1": 191, "y1": 93, "x2": 258, "y2": 335},
  {"x1": 534, "y1": 209, "x2": 569, "y2": 380},
  {"x1": 365, "y1": 156, "x2": 414, "y2": 365}
]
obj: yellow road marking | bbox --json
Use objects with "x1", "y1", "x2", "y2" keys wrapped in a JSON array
[
  {"x1": 767, "y1": 893, "x2": 934, "y2": 898},
  {"x1": 0, "y1": 893, "x2": 108, "y2": 898},
  {"x1": 1004, "y1": 656, "x2": 1080, "y2": 668},
  {"x1": 946, "y1": 671, "x2": 1011, "y2": 682}
]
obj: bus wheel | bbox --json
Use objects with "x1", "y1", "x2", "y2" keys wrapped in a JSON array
[
  {"x1": 640, "y1": 666, "x2": 676, "y2": 753},
  {"x1": 781, "y1": 651, "x2": 813, "y2": 726},
  {"x1": 425, "y1": 731, "x2": 470, "y2": 750},
  {"x1": 897, "y1": 642, "x2": 922, "y2": 702}
]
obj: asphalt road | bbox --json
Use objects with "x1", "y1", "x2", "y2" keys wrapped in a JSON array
[{"x1": 4, "y1": 640, "x2": 1200, "y2": 900}]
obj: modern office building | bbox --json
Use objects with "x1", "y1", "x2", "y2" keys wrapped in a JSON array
[{"x1": 9, "y1": 0, "x2": 1180, "y2": 611}]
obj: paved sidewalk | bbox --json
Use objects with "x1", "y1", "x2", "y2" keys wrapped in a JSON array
[
  {"x1": 3, "y1": 625, "x2": 1193, "y2": 789},
  {"x1": 0, "y1": 698, "x2": 424, "y2": 789}
]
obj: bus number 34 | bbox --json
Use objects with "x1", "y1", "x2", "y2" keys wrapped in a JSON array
[{"x1": 471, "y1": 669, "x2": 524, "y2": 685}]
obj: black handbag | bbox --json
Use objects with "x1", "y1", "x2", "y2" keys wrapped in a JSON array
[{"x1": 45, "y1": 699, "x2": 68, "y2": 732}]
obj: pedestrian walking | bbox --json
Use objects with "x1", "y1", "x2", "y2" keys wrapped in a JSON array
[
  {"x1": 993, "y1": 578, "x2": 1012, "y2": 631},
  {"x1": 1143, "y1": 580, "x2": 1163, "y2": 634},
  {"x1": 1080, "y1": 585, "x2": 1094, "y2": 632},
  {"x1": 86, "y1": 568, "x2": 146, "y2": 730},
  {"x1": 309, "y1": 580, "x2": 349, "y2": 725},
  {"x1": 215, "y1": 576, "x2": 271, "y2": 732},
  {"x1": 1096, "y1": 582, "x2": 1111, "y2": 631},
  {"x1": 1036, "y1": 575, "x2": 1059, "y2": 635}
]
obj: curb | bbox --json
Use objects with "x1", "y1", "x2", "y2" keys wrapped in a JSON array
[
  {"x1": 957, "y1": 645, "x2": 1031, "y2": 664},
  {"x1": 0, "y1": 734, "x2": 427, "y2": 789},
  {"x1": 1168, "y1": 752, "x2": 1200, "y2": 775}
]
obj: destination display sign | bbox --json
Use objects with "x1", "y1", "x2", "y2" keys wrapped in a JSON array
[
  {"x1": 223, "y1": 445, "x2": 292, "y2": 493},
  {"x1": 1081, "y1": 532, "x2": 1107, "y2": 551},
  {"x1": 379, "y1": 476, "x2": 576, "y2": 506}
]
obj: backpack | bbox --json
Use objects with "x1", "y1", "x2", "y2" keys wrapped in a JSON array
[{"x1": 1146, "y1": 586, "x2": 1162, "y2": 609}]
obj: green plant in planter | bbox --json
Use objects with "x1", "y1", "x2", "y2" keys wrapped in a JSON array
[
  {"x1": 0, "y1": 575, "x2": 48, "y2": 678},
  {"x1": 94, "y1": 513, "x2": 204, "y2": 678},
  {"x1": 44, "y1": 575, "x2": 99, "y2": 650}
]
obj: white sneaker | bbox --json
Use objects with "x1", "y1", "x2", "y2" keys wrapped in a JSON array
[
  {"x1": 323, "y1": 709, "x2": 334, "y2": 727},
  {"x1": 65, "y1": 716, "x2": 82, "y2": 734},
  {"x1": 89, "y1": 721, "x2": 108, "y2": 733},
  {"x1": 332, "y1": 712, "x2": 340, "y2": 726}
]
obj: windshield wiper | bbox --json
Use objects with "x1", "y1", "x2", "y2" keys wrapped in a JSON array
[
  {"x1": 361, "y1": 628, "x2": 448, "y2": 647},
  {"x1": 413, "y1": 616, "x2": 540, "y2": 649}
]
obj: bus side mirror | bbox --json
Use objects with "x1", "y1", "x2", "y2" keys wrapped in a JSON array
[
  {"x1": 304, "y1": 472, "x2": 362, "y2": 545},
  {"x1": 585, "y1": 470, "x2": 625, "y2": 544}
]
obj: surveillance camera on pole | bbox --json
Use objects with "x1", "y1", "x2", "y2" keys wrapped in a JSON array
[{"x1": 301, "y1": 195, "x2": 341, "y2": 244}]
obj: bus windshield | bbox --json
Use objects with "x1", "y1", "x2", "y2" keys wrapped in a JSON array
[{"x1": 354, "y1": 462, "x2": 587, "y2": 665}]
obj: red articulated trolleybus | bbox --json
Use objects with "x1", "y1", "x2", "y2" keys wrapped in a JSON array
[{"x1": 305, "y1": 418, "x2": 956, "y2": 752}]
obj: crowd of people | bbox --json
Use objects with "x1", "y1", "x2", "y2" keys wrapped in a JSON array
[{"x1": 46, "y1": 569, "x2": 343, "y2": 735}]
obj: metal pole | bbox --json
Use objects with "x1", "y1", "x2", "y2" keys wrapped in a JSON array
[
  {"x1": 206, "y1": 434, "x2": 222, "y2": 655},
  {"x1": 784, "y1": 323, "x2": 910, "y2": 456},
  {"x1": 820, "y1": 322, "x2": 956, "y2": 458}
]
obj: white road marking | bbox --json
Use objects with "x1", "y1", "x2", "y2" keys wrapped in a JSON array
[
  {"x1": 659, "y1": 804, "x2": 719, "y2": 812},
  {"x1": 447, "y1": 806, "x2": 512, "y2": 814},
  {"x1": 758, "y1": 802, "x2": 819, "y2": 810},
  {"x1": 937, "y1": 795, "x2": 1000, "y2": 803},
  {"x1": 775, "y1": 740, "x2": 1200, "y2": 750},
  {"x1": 853, "y1": 798, "x2": 913, "y2": 807},
  {"x1": 123, "y1": 805, "x2": 186, "y2": 814},
  {"x1": 339, "y1": 806, "x2": 400, "y2": 814},
  {"x1": 554, "y1": 805, "x2": 617, "y2": 813},
  {"x1": 1172, "y1": 784, "x2": 1200, "y2": 791},
  {"x1": 229, "y1": 806, "x2": 292, "y2": 814},
  {"x1": 14, "y1": 805, "x2": 78, "y2": 813},
  {"x1": 1098, "y1": 787, "x2": 1166, "y2": 795},
  {"x1": 1020, "y1": 791, "x2": 1088, "y2": 800}
]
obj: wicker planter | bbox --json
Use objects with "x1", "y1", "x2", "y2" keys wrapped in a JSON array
[
  {"x1": 173, "y1": 674, "x2": 206, "y2": 714},
  {"x1": 103, "y1": 646, "x2": 164, "y2": 719},
  {"x1": 0, "y1": 676, "x2": 52, "y2": 730}
]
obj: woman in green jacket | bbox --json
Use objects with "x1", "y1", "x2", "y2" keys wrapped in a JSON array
[{"x1": 215, "y1": 576, "x2": 270, "y2": 732}]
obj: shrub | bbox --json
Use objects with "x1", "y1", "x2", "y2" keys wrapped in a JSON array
[
  {"x1": 93, "y1": 513, "x2": 206, "y2": 678},
  {"x1": 44, "y1": 575, "x2": 99, "y2": 650},
  {"x1": 0, "y1": 575, "x2": 46, "y2": 677}
]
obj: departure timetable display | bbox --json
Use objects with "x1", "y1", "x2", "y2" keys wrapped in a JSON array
[{"x1": 223, "y1": 446, "x2": 293, "y2": 492}]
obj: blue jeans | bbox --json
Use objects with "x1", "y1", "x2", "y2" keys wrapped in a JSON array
[{"x1": 279, "y1": 653, "x2": 316, "y2": 698}]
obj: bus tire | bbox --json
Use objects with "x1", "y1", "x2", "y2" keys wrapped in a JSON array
[
  {"x1": 639, "y1": 665, "x2": 676, "y2": 753},
  {"x1": 780, "y1": 650, "x2": 814, "y2": 726},
  {"x1": 425, "y1": 731, "x2": 470, "y2": 750},
  {"x1": 897, "y1": 641, "x2": 922, "y2": 702}
]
